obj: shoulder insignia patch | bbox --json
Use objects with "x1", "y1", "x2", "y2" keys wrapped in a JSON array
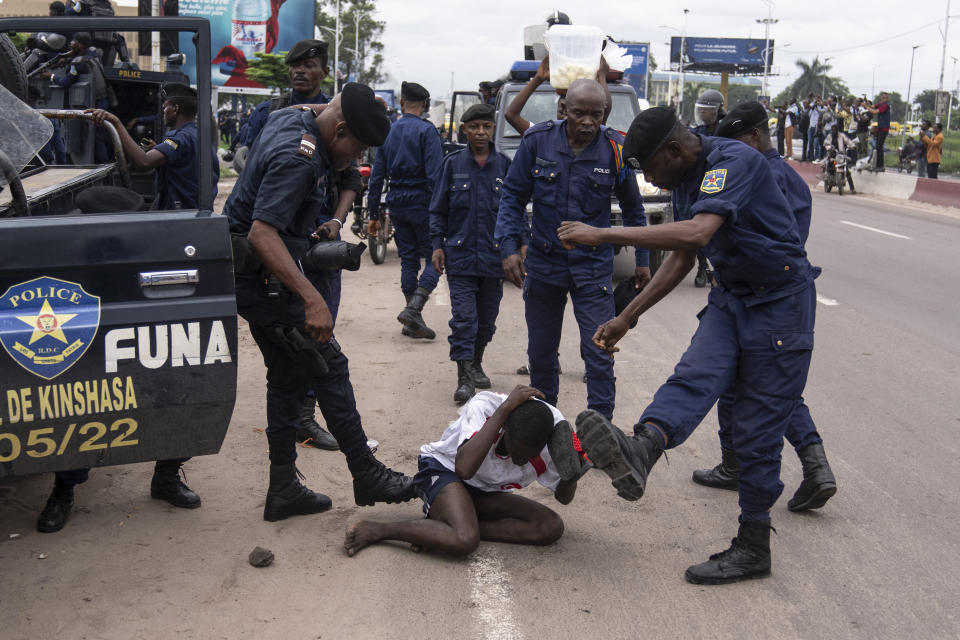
[
  {"x1": 298, "y1": 134, "x2": 316, "y2": 159},
  {"x1": 700, "y1": 168, "x2": 727, "y2": 194},
  {"x1": 162, "y1": 138, "x2": 178, "y2": 150}
]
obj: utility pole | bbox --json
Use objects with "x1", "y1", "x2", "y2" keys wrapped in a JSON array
[
  {"x1": 951, "y1": 56, "x2": 958, "y2": 131},
  {"x1": 678, "y1": 8, "x2": 689, "y2": 121},
  {"x1": 821, "y1": 57, "x2": 833, "y2": 97},
  {"x1": 937, "y1": 0, "x2": 951, "y2": 123},
  {"x1": 757, "y1": 0, "x2": 778, "y2": 99},
  {"x1": 903, "y1": 45, "x2": 920, "y2": 150}
]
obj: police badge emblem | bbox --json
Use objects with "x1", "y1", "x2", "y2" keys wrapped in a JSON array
[
  {"x1": 0, "y1": 276, "x2": 101, "y2": 380},
  {"x1": 700, "y1": 169, "x2": 727, "y2": 194}
]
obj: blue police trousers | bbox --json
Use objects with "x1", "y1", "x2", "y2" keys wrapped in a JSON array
[
  {"x1": 523, "y1": 275, "x2": 616, "y2": 419},
  {"x1": 447, "y1": 275, "x2": 503, "y2": 361},
  {"x1": 236, "y1": 276, "x2": 370, "y2": 466},
  {"x1": 390, "y1": 207, "x2": 439, "y2": 297},
  {"x1": 638, "y1": 283, "x2": 817, "y2": 520},
  {"x1": 716, "y1": 393, "x2": 821, "y2": 453}
]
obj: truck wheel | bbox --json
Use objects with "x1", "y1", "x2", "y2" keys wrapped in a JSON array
[
  {"x1": 369, "y1": 237, "x2": 386, "y2": 264},
  {"x1": 0, "y1": 34, "x2": 27, "y2": 100}
]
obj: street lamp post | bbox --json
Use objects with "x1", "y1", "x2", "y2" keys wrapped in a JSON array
[
  {"x1": 950, "y1": 56, "x2": 958, "y2": 131},
  {"x1": 821, "y1": 57, "x2": 833, "y2": 97},
  {"x1": 757, "y1": 0, "x2": 778, "y2": 99},
  {"x1": 679, "y1": 8, "x2": 689, "y2": 120},
  {"x1": 903, "y1": 45, "x2": 920, "y2": 150}
]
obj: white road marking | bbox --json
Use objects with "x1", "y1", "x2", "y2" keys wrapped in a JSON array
[
  {"x1": 839, "y1": 220, "x2": 911, "y2": 240},
  {"x1": 433, "y1": 278, "x2": 450, "y2": 306},
  {"x1": 468, "y1": 551, "x2": 523, "y2": 640},
  {"x1": 816, "y1": 294, "x2": 840, "y2": 306}
]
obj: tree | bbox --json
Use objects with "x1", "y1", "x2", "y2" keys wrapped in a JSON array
[
  {"x1": 773, "y1": 57, "x2": 850, "y2": 105},
  {"x1": 913, "y1": 89, "x2": 938, "y2": 113},
  {"x1": 315, "y1": 0, "x2": 387, "y2": 88},
  {"x1": 245, "y1": 52, "x2": 290, "y2": 91}
]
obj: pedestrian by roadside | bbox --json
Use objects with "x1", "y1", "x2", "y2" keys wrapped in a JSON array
[
  {"x1": 855, "y1": 97, "x2": 872, "y2": 158},
  {"x1": 775, "y1": 102, "x2": 786, "y2": 156},
  {"x1": 920, "y1": 122, "x2": 943, "y2": 179},
  {"x1": 808, "y1": 94, "x2": 824, "y2": 161},
  {"x1": 784, "y1": 98, "x2": 799, "y2": 159},
  {"x1": 864, "y1": 92, "x2": 890, "y2": 170},
  {"x1": 916, "y1": 120, "x2": 930, "y2": 176},
  {"x1": 798, "y1": 98, "x2": 811, "y2": 161}
]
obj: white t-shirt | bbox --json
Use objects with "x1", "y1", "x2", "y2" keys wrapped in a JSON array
[{"x1": 419, "y1": 391, "x2": 564, "y2": 493}]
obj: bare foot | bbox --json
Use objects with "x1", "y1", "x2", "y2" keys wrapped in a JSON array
[{"x1": 344, "y1": 520, "x2": 383, "y2": 557}]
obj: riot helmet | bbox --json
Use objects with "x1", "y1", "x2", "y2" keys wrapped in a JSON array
[
  {"x1": 546, "y1": 10, "x2": 571, "y2": 26},
  {"x1": 695, "y1": 88, "x2": 725, "y2": 128}
]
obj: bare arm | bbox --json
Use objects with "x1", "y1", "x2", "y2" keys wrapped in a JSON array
[
  {"x1": 504, "y1": 58, "x2": 550, "y2": 134},
  {"x1": 554, "y1": 478, "x2": 577, "y2": 505},
  {"x1": 86, "y1": 108, "x2": 166, "y2": 169},
  {"x1": 248, "y1": 220, "x2": 333, "y2": 342},
  {"x1": 558, "y1": 214, "x2": 726, "y2": 252}
]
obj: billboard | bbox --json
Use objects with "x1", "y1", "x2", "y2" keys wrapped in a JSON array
[
  {"x1": 620, "y1": 42, "x2": 649, "y2": 100},
  {"x1": 177, "y1": 0, "x2": 315, "y2": 89},
  {"x1": 670, "y1": 37, "x2": 772, "y2": 74}
]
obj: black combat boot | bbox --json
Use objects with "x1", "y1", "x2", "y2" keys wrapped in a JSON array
[
  {"x1": 397, "y1": 287, "x2": 436, "y2": 339},
  {"x1": 787, "y1": 443, "x2": 837, "y2": 512},
  {"x1": 692, "y1": 447, "x2": 740, "y2": 491},
  {"x1": 296, "y1": 395, "x2": 339, "y2": 450},
  {"x1": 454, "y1": 361, "x2": 475, "y2": 404},
  {"x1": 684, "y1": 518, "x2": 774, "y2": 585},
  {"x1": 694, "y1": 264, "x2": 708, "y2": 288},
  {"x1": 37, "y1": 480, "x2": 75, "y2": 533},
  {"x1": 151, "y1": 460, "x2": 202, "y2": 508},
  {"x1": 263, "y1": 463, "x2": 332, "y2": 522},
  {"x1": 472, "y1": 342, "x2": 491, "y2": 389},
  {"x1": 575, "y1": 410, "x2": 663, "y2": 501},
  {"x1": 348, "y1": 452, "x2": 416, "y2": 507}
]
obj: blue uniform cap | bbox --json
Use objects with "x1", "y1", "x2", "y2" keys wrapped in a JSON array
[
  {"x1": 341, "y1": 82, "x2": 391, "y2": 147},
  {"x1": 623, "y1": 106, "x2": 679, "y2": 170},
  {"x1": 716, "y1": 102, "x2": 769, "y2": 138}
]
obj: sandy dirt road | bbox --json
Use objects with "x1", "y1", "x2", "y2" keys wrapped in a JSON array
[{"x1": 2, "y1": 187, "x2": 959, "y2": 639}]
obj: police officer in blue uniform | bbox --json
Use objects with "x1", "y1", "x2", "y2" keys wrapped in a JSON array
[
  {"x1": 367, "y1": 81, "x2": 444, "y2": 339},
  {"x1": 689, "y1": 89, "x2": 725, "y2": 288},
  {"x1": 88, "y1": 83, "x2": 219, "y2": 209},
  {"x1": 495, "y1": 79, "x2": 649, "y2": 422},
  {"x1": 238, "y1": 40, "x2": 331, "y2": 150},
  {"x1": 559, "y1": 106, "x2": 823, "y2": 584},
  {"x1": 689, "y1": 101, "x2": 837, "y2": 511},
  {"x1": 224, "y1": 84, "x2": 415, "y2": 522},
  {"x1": 429, "y1": 103, "x2": 510, "y2": 404}
]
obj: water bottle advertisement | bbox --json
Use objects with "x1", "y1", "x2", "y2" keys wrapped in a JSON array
[{"x1": 177, "y1": 0, "x2": 315, "y2": 89}]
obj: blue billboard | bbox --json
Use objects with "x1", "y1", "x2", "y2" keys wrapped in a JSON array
[
  {"x1": 177, "y1": 0, "x2": 315, "y2": 89},
  {"x1": 621, "y1": 42, "x2": 649, "y2": 100},
  {"x1": 670, "y1": 37, "x2": 772, "y2": 74}
]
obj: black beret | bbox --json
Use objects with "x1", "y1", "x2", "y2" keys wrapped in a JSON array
[
  {"x1": 75, "y1": 186, "x2": 144, "y2": 214},
  {"x1": 613, "y1": 277, "x2": 641, "y2": 328},
  {"x1": 341, "y1": 82, "x2": 391, "y2": 147},
  {"x1": 461, "y1": 103, "x2": 495, "y2": 123},
  {"x1": 716, "y1": 102, "x2": 769, "y2": 138},
  {"x1": 162, "y1": 82, "x2": 197, "y2": 100},
  {"x1": 401, "y1": 81, "x2": 430, "y2": 102},
  {"x1": 623, "y1": 107, "x2": 679, "y2": 170},
  {"x1": 285, "y1": 39, "x2": 328, "y2": 65}
]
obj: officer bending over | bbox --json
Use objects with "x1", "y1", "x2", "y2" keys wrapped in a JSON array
[
  {"x1": 696, "y1": 101, "x2": 836, "y2": 510},
  {"x1": 559, "y1": 106, "x2": 822, "y2": 585},
  {"x1": 88, "y1": 83, "x2": 219, "y2": 209},
  {"x1": 367, "y1": 81, "x2": 444, "y2": 340},
  {"x1": 495, "y1": 79, "x2": 649, "y2": 422},
  {"x1": 224, "y1": 84, "x2": 415, "y2": 521},
  {"x1": 429, "y1": 104, "x2": 510, "y2": 404}
]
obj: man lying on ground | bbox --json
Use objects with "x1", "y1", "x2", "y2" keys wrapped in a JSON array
[{"x1": 345, "y1": 385, "x2": 589, "y2": 557}]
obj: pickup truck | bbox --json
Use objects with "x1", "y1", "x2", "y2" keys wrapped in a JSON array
[
  {"x1": 0, "y1": 17, "x2": 237, "y2": 478},
  {"x1": 479, "y1": 66, "x2": 673, "y2": 276}
]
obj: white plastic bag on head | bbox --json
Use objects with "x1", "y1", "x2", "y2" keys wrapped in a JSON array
[{"x1": 602, "y1": 41, "x2": 632, "y2": 72}]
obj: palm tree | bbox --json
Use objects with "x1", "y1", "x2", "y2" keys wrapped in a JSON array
[{"x1": 774, "y1": 57, "x2": 850, "y2": 104}]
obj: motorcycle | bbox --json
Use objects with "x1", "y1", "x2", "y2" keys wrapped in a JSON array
[
  {"x1": 350, "y1": 163, "x2": 395, "y2": 264},
  {"x1": 821, "y1": 143, "x2": 848, "y2": 195}
]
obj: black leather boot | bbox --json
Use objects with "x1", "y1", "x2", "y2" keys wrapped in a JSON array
[
  {"x1": 263, "y1": 463, "x2": 332, "y2": 522},
  {"x1": 37, "y1": 480, "x2": 75, "y2": 533},
  {"x1": 348, "y1": 452, "x2": 416, "y2": 507},
  {"x1": 454, "y1": 361, "x2": 475, "y2": 405},
  {"x1": 692, "y1": 447, "x2": 740, "y2": 491},
  {"x1": 296, "y1": 395, "x2": 339, "y2": 450},
  {"x1": 397, "y1": 287, "x2": 436, "y2": 339},
  {"x1": 575, "y1": 410, "x2": 663, "y2": 501},
  {"x1": 151, "y1": 460, "x2": 202, "y2": 508},
  {"x1": 685, "y1": 518, "x2": 773, "y2": 585},
  {"x1": 787, "y1": 443, "x2": 837, "y2": 512},
  {"x1": 472, "y1": 342, "x2": 491, "y2": 389}
]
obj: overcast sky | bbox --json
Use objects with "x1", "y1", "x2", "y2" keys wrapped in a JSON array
[{"x1": 370, "y1": 0, "x2": 956, "y2": 105}]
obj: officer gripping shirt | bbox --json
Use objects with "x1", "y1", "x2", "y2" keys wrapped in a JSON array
[
  {"x1": 495, "y1": 79, "x2": 649, "y2": 421},
  {"x1": 367, "y1": 81, "x2": 444, "y2": 339},
  {"x1": 429, "y1": 103, "x2": 509, "y2": 404},
  {"x1": 223, "y1": 85, "x2": 415, "y2": 522},
  {"x1": 559, "y1": 106, "x2": 823, "y2": 584}
]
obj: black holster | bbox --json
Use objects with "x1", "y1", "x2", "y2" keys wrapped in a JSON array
[
  {"x1": 272, "y1": 326, "x2": 340, "y2": 377},
  {"x1": 231, "y1": 232, "x2": 263, "y2": 275}
]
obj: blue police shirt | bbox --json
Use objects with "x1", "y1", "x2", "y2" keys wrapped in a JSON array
[
  {"x1": 242, "y1": 89, "x2": 330, "y2": 149},
  {"x1": 763, "y1": 148, "x2": 812, "y2": 244},
  {"x1": 429, "y1": 146, "x2": 510, "y2": 278},
  {"x1": 152, "y1": 121, "x2": 220, "y2": 210},
  {"x1": 672, "y1": 136, "x2": 817, "y2": 305},
  {"x1": 367, "y1": 113, "x2": 443, "y2": 219},
  {"x1": 53, "y1": 48, "x2": 99, "y2": 90},
  {"x1": 224, "y1": 109, "x2": 331, "y2": 257},
  {"x1": 494, "y1": 120, "x2": 648, "y2": 288}
]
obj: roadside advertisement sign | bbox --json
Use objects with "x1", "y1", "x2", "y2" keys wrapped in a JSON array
[
  {"x1": 670, "y1": 37, "x2": 772, "y2": 74},
  {"x1": 177, "y1": 0, "x2": 314, "y2": 88},
  {"x1": 935, "y1": 90, "x2": 950, "y2": 118},
  {"x1": 620, "y1": 42, "x2": 650, "y2": 100}
]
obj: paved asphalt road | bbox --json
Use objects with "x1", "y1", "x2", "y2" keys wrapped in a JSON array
[{"x1": 1, "y1": 191, "x2": 957, "y2": 640}]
